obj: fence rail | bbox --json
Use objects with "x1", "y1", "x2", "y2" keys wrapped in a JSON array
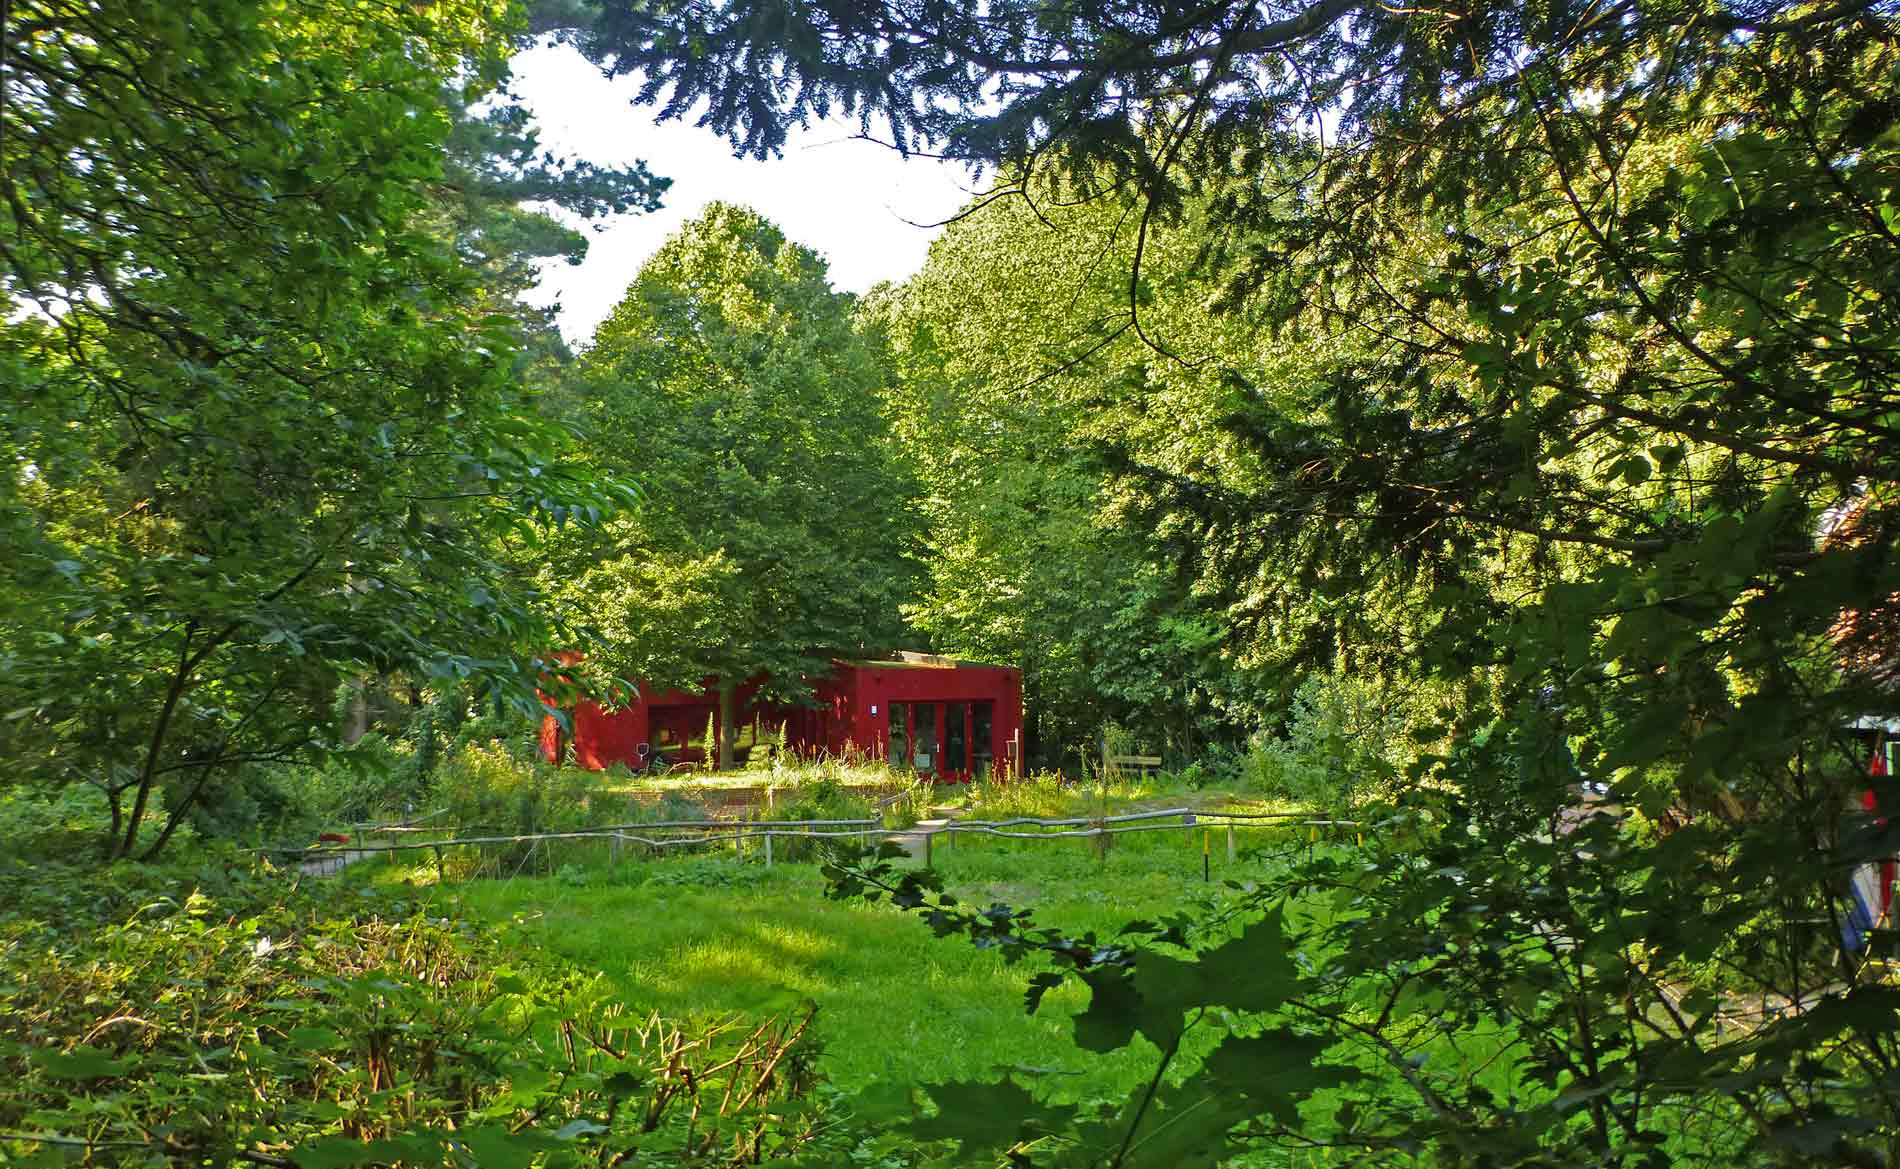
[{"x1": 266, "y1": 804, "x2": 1361, "y2": 880}]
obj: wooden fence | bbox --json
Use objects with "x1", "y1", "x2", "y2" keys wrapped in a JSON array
[{"x1": 266, "y1": 806, "x2": 1361, "y2": 880}]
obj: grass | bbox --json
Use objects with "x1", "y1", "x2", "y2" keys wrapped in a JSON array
[
  {"x1": 389, "y1": 794, "x2": 1318, "y2": 1100},
  {"x1": 594, "y1": 759, "x2": 907, "y2": 797}
]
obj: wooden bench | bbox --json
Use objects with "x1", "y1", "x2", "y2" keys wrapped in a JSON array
[{"x1": 1103, "y1": 752, "x2": 1163, "y2": 779}]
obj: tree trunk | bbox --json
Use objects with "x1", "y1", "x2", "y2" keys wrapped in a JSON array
[
  {"x1": 103, "y1": 785, "x2": 123, "y2": 860},
  {"x1": 343, "y1": 683, "x2": 369, "y2": 745},
  {"x1": 119, "y1": 625, "x2": 199, "y2": 858},
  {"x1": 717, "y1": 678, "x2": 736, "y2": 771}
]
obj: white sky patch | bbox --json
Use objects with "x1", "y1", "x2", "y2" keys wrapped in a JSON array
[{"x1": 508, "y1": 41, "x2": 985, "y2": 348}]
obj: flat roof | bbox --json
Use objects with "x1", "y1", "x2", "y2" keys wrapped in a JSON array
[{"x1": 844, "y1": 653, "x2": 1011, "y2": 671}]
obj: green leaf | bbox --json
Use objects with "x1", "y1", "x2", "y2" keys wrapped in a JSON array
[
  {"x1": 905, "y1": 1079, "x2": 1075, "y2": 1156},
  {"x1": 30, "y1": 1046, "x2": 134, "y2": 1080},
  {"x1": 284, "y1": 1027, "x2": 344, "y2": 1051}
]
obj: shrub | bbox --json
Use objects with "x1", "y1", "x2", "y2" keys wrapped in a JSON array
[
  {"x1": 968, "y1": 771, "x2": 1073, "y2": 820},
  {"x1": 0, "y1": 784, "x2": 132, "y2": 860},
  {"x1": 430, "y1": 743, "x2": 603, "y2": 835},
  {"x1": 0, "y1": 858, "x2": 832, "y2": 1166},
  {"x1": 629, "y1": 857, "x2": 774, "y2": 891},
  {"x1": 1159, "y1": 744, "x2": 1245, "y2": 790},
  {"x1": 763, "y1": 775, "x2": 874, "y2": 861},
  {"x1": 1240, "y1": 671, "x2": 1446, "y2": 806}
]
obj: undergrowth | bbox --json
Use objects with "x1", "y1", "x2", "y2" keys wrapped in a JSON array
[{"x1": 0, "y1": 854, "x2": 840, "y2": 1168}]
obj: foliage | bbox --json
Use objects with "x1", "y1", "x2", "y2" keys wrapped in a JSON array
[
  {"x1": 1240, "y1": 671, "x2": 1449, "y2": 807},
  {"x1": 827, "y1": 808, "x2": 1900, "y2": 1168},
  {"x1": 862, "y1": 230, "x2": 1281, "y2": 764},
  {"x1": 966, "y1": 773, "x2": 1076, "y2": 822},
  {"x1": 542, "y1": 203, "x2": 920, "y2": 762},
  {"x1": 428, "y1": 742, "x2": 618, "y2": 840},
  {"x1": 758, "y1": 775, "x2": 876, "y2": 861},
  {"x1": 0, "y1": 0, "x2": 630, "y2": 860},
  {"x1": 625, "y1": 857, "x2": 775, "y2": 891},
  {"x1": 568, "y1": 3, "x2": 1900, "y2": 1162},
  {"x1": 0, "y1": 858, "x2": 830, "y2": 1168}
]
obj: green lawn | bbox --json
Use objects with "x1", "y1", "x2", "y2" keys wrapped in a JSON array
[{"x1": 423, "y1": 814, "x2": 1311, "y2": 1098}]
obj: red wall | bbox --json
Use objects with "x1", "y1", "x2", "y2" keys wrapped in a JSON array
[
  {"x1": 828, "y1": 662, "x2": 1023, "y2": 780},
  {"x1": 541, "y1": 659, "x2": 1022, "y2": 780}
]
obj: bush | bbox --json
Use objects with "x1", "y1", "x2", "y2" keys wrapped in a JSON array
[
  {"x1": 879, "y1": 774, "x2": 935, "y2": 830},
  {"x1": 627, "y1": 856, "x2": 774, "y2": 891},
  {"x1": 0, "y1": 858, "x2": 833, "y2": 1167},
  {"x1": 0, "y1": 784, "x2": 145, "y2": 862},
  {"x1": 423, "y1": 744, "x2": 631, "y2": 874},
  {"x1": 762, "y1": 774, "x2": 874, "y2": 861},
  {"x1": 967, "y1": 771, "x2": 1074, "y2": 820},
  {"x1": 1159, "y1": 744, "x2": 1245, "y2": 790},
  {"x1": 1240, "y1": 671, "x2": 1446, "y2": 806},
  {"x1": 429, "y1": 743, "x2": 608, "y2": 836}
]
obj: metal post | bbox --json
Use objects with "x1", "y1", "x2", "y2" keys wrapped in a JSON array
[
  {"x1": 765, "y1": 830, "x2": 774, "y2": 868},
  {"x1": 1226, "y1": 824, "x2": 1236, "y2": 863},
  {"x1": 1202, "y1": 830, "x2": 1210, "y2": 883},
  {"x1": 925, "y1": 828, "x2": 933, "y2": 869}
]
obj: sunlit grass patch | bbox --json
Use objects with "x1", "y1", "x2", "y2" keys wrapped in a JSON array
[{"x1": 437, "y1": 821, "x2": 1300, "y2": 1097}]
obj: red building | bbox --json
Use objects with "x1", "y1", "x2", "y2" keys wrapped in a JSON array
[{"x1": 540, "y1": 653, "x2": 1023, "y2": 782}]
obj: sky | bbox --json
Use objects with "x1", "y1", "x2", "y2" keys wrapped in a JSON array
[{"x1": 507, "y1": 41, "x2": 986, "y2": 347}]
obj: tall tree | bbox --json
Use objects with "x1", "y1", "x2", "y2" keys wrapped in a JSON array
[
  {"x1": 435, "y1": 63, "x2": 669, "y2": 357},
  {"x1": 550, "y1": 204, "x2": 918, "y2": 766},
  {"x1": 0, "y1": 0, "x2": 624, "y2": 857},
  {"x1": 588, "y1": 0, "x2": 1900, "y2": 1160},
  {"x1": 865, "y1": 197, "x2": 1285, "y2": 762}
]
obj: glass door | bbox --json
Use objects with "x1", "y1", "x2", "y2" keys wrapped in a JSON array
[
  {"x1": 945, "y1": 702, "x2": 969, "y2": 777},
  {"x1": 912, "y1": 703, "x2": 939, "y2": 771},
  {"x1": 888, "y1": 702, "x2": 910, "y2": 767},
  {"x1": 972, "y1": 702, "x2": 994, "y2": 777}
]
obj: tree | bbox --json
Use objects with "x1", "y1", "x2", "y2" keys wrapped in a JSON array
[
  {"x1": 434, "y1": 56, "x2": 670, "y2": 358},
  {"x1": 579, "y1": 0, "x2": 1900, "y2": 831},
  {"x1": 589, "y1": 0, "x2": 1900, "y2": 1161},
  {"x1": 864, "y1": 197, "x2": 1288, "y2": 763},
  {"x1": 0, "y1": 0, "x2": 624, "y2": 858},
  {"x1": 548, "y1": 204, "x2": 919, "y2": 767}
]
